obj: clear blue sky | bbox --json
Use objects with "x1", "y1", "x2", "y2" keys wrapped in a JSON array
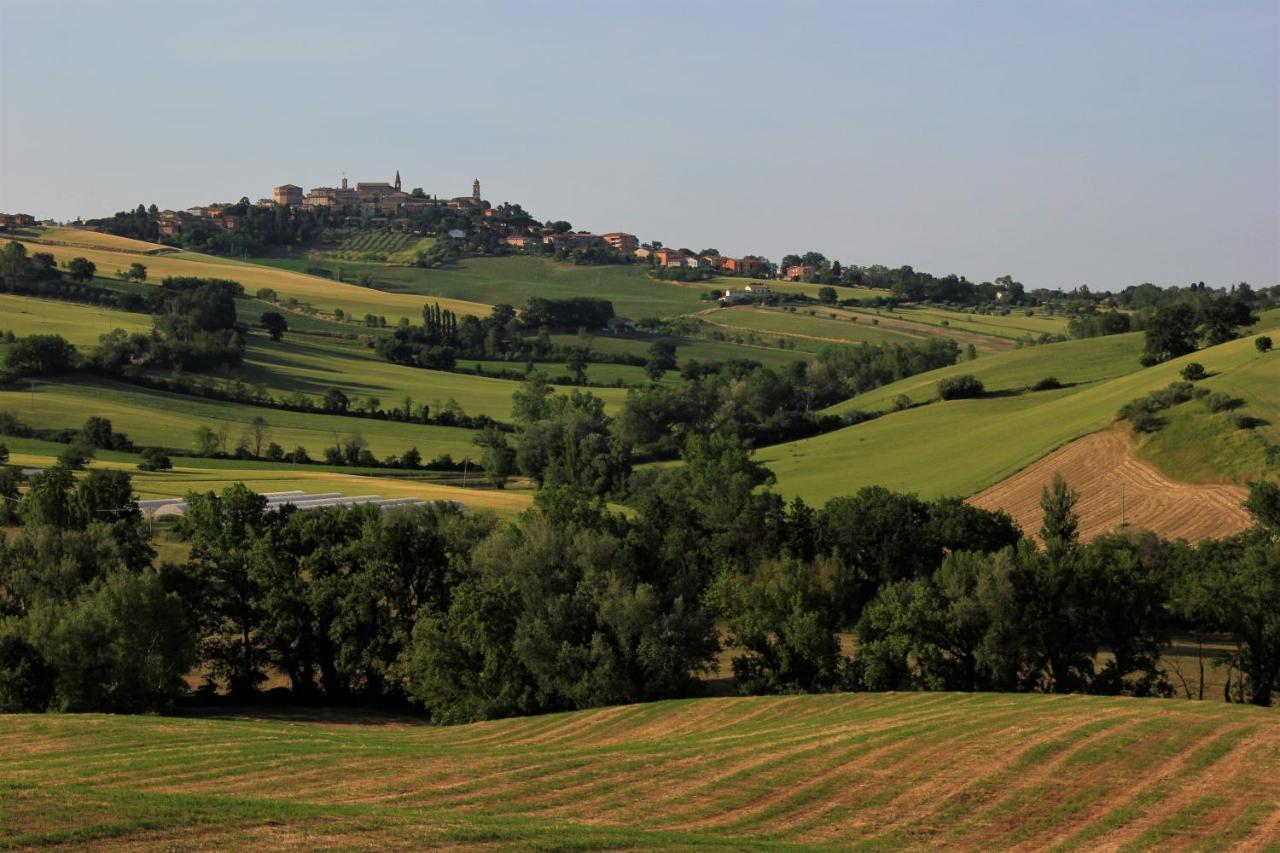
[{"x1": 2, "y1": 0, "x2": 1276, "y2": 290}]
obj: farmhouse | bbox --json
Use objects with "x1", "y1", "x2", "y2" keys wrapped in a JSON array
[
  {"x1": 0, "y1": 213, "x2": 36, "y2": 230},
  {"x1": 605, "y1": 316, "x2": 636, "y2": 334},
  {"x1": 784, "y1": 263, "x2": 813, "y2": 281}
]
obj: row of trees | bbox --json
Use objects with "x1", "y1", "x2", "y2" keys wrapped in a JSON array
[{"x1": 3, "y1": 444, "x2": 1276, "y2": 716}]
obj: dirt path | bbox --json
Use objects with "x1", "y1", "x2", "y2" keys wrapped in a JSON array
[{"x1": 968, "y1": 428, "x2": 1252, "y2": 542}]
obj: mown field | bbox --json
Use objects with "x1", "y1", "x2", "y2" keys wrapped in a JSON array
[
  {"x1": 765, "y1": 329, "x2": 1278, "y2": 504},
  {"x1": 260, "y1": 254, "x2": 711, "y2": 320},
  {"x1": 11, "y1": 230, "x2": 489, "y2": 324},
  {"x1": 0, "y1": 378, "x2": 482, "y2": 462},
  {"x1": 859, "y1": 304, "x2": 1074, "y2": 340},
  {"x1": 0, "y1": 293, "x2": 152, "y2": 346},
  {"x1": 2, "y1": 693, "x2": 1277, "y2": 849},
  {"x1": 0, "y1": 436, "x2": 532, "y2": 517},
  {"x1": 699, "y1": 305, "x2": 925, "y2": 346},
  {"x1": 233, "y1": 333, "x2": 629, "y2": 418}
]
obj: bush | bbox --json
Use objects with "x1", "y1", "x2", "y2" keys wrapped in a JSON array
[
  {"x1": 137, "y1": 448, "x2": 173, "y2": 472},
  {"x1": 1180, "y1": 362, "x2": 1207, "y2": 381},
  {"x1": 1030, "y1": 376, "x2": 1062, "y2": 391},
  {"x1": 1149, "y1": 381, "x2": 1195, "y2": 408},
  {"x1": 1130, "y1": 411, "x2": 1163, "y2": 434},
  {"x1": 1203, "y1": 391, "x2": 1239, "y2": 413},
  {"x1": 57, "y1": 440, "x2": 94, "y2": 470},
  {"x1": 0, "y1": 630, "x2": 53, "y2": 712},
  {"x1": 936, "y1": 374, "x2": 984, "y2": 400},
  {"x1": 892, "y1": 394, "x2": 912, "y2": 411},
  {"x1": 1257, "y1": 336, "x2": 1273, "y2": 354},
  {"x1": 1229, "y1": 413, "x2": 1266, "y2": 430}
]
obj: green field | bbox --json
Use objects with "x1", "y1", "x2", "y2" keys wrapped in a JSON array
[
  {"x1": 12, "y1": 231, "x2": 490, "y2": 324},
  {"x1": 0, "y1": 293, "x2": 152, "y2": 346},
  {"x1": 310, "y1": 229, "x2": 436, "y2": 263},
  {"x1": 558, "y1": 331, "x2": 822, "y2": 367},
  {"x1": 699, "y1": 305, "x2": 925, "y2": 346},
  {"x1": 258, "y1": 254, "x2": 711, "y2": 320},
  {"x1": 764, "y1": 330, "x2": 1278, "y2": 503},
  {"x1": 862, "y1": 304, "x2": 1073, "y2": 339},
  {"x1": 2, "y1": 693, "x2": 1276, "y2": 849},
  {"x1": 229, "y1": 333, "x2": 628, "y2": 419},
  {"x1": 824, "y1": 332, "x2": 1147, "y2": 415},
  {"x1": 0, "y1": 379, "x2": 482, "y2": 462}
]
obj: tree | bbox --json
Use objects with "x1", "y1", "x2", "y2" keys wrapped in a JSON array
[
  {"x1": 1180, "y1": 362, "x2": 1207, "y2": 381},
  {"x1": 0, "y1": 629, "x2": 53, "y2": 712},
  {"x1": 1141, "y1": 303, "x2": 1198, "y2": 365},
  {"x1": 127, "y1": 262, "x2": 147, "y2": 282},
  {"x1": 473, "y1": 426, "x2": 516, "y2": 487},
  {"x1": 565, "y1": 347, "x2": 590, "y2": 386},
  {"x1": 323, "y1": 386, "x2": 349, "y2": 414},
  {"x1": 0, "y1": 443, "x2": 7, "y2": 464},
  {"x1": 711, "y1": 558, "x2": 844, "y2": 694},
  {"x1": 248, "y1": 416, "x2": 270, "y2": 458},
  {"x1": 817, "y1": 286, "x2": 838, "y2": 305},
  {"x1": 81, "y1": 416, "x2": 116, "y2": 449},
  {"x1": 1200, "y1": 296, "x2": 1257, "y2": 346},
  {"x1": 1039, "y1": 474, "x2": 1079, "y2": 548},
  {"x1": 182, "y1": 485, "x2": 271, "y2": 696},
  {"x1": 645, "y1": 340, "x2": 677, "y2": 381},
  {"x1": 29, "y1": 570, "x2": 196, "y2": 712},
  {"x1": 5, "y1": 334, "x2": 77, "y2": 375},
  {"x1": 19, "y1": 466, "x2": 77, "y2": 528},
  {"x1": 260, "y1": 310, "x2": 288, "y2": 341},
  {"x1": 67, "y1": 257, "x2": 96, "y2": 283},
  {"x1": 138, "y1": 448, "x2": 172, "y2": 472},
  {"x1": 193, "y1": 425, "x2": 221, "y2": 456},
  {"x1": 936, "y1": 374, "x2": 984, "y2": 400},
  {"x1": 0, "y1": 464, "x2": 21, "y2": 525},
  {"x1": 1257, "y1": 335, "x2": 1273, "y2": 354},
  {"x1": 56, "y1": 440, "x2": 94, "y2": 471}
]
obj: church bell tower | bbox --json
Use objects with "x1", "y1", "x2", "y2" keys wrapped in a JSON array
[
  {"x1": 472, "y1": 178, "x2": 481, "y2": 202},
  {"x1": 395, "y1": 170, "x2": 402, "y2": 191}
]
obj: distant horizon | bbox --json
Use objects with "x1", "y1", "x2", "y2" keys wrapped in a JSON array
[{"x1": 3, "y1": 0, "x2": 1277, "y2": 290}]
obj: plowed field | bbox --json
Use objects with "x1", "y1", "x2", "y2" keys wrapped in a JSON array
[{"x1": 969, "y1": 428, "x2": 1252, "y2": 542}]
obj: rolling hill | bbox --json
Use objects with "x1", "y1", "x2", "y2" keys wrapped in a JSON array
[
  {"x1": 764, "y1": 328, "x2": 1278, "y2": 506},
  {"x1": 2, "y1": 693, "x2": 1277, "y2": 849}
]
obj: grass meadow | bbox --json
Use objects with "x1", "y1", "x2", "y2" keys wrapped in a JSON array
[
  {"x1": 1, "y1": 693, "x2": 1276, "y2": 849},
  {"x1": 765, "y1": 329, "x2": 1278, "y2": 503}
]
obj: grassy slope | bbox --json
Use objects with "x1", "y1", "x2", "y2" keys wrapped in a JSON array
[
  {"x1": 0, "y1": 378, "x2": 482, "y2": 461},
  {"x1": 764, "y1": 330, "x2": 1277, "y2": 503},
  {"x1": 258, "y1": 255, "x2": 710, "y2": 319},
  {"x1": 0, "y1": 293, "x2": 152, "y2": 346},
  {"x1": 864, "y1": 304, "x2": 1073, "y2": 339},
  {"x1": 1135, "y1": 350, "x2": 1280, "y2": 484},
  {"x1": 825, "y1": 332, "x2": 1146, "y2": 415},
  {"x1": 235, "y1": 333, "x2": 628, "y2": 418},
  {"x1": 11, "y1": 231, "x2": 490, "y2": 323},
  {"x1": 699, "y1": 305, "x2": 925, "y2": 346},
  {"x1": 2, "y1": 694, "x2": 1277, "y2": 849}
]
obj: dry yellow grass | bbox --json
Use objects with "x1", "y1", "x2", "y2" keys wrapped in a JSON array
[{"x1": 10, "y1": 232, "x2": 490, "y2": 323}]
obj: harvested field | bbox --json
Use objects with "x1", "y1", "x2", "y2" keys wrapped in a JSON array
[
  {"x1": 2, "y1": 693, "x2": 1277, "y2": 849},
  {"x1": 969, "y1": 428, "x2": 1252, "y2": 542}
]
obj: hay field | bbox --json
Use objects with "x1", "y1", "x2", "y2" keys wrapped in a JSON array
[
  {"x1": 8, "y1": 235, "x2": 490, "y2": 323},
  {"x1": 2, "y1": 693, "x2": 1277, "y2": 849},
  {"x1": 969, "y1": 428, "x2": 1253, "y2": 542}
]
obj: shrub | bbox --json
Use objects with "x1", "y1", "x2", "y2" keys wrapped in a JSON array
[
  {"x1": 1257, "y1": 336, "x2": 1273, "y2": 354},
  {"x1": 1229, "y1": 413, "x2": 1266, "y2": 430},
  {"x1": 892, "y1": 394, "x2": 912, "y2": 412},
  {"x1": 137, "y1": 448, "x2": 172, "y2": 472},
  {"x1": 1180, "y1": 362, "x2": 1207, "y2": 381},
  {"x1": 936, "y1": 374, "x2": 984, "y2": 400},
  {"x1": 57, "y1": 440, "x2": 94, "y2": 470},
  {"x1": 1130, "y1": 411, "x2": 1163, "y2": 434},
  {"x1": 1203, "y1": 391, "x2": 1239, "y2": 413},
  {"x1": 0, "y1": 630, "x2": 52, "y2": 712},
  {"x1": 1030, "y1": 376, "x2": 1062, "y2": 391}
]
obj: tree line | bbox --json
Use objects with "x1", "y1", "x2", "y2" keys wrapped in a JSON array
[{"x1": 1, "y1": 433, "x2": 1276, "y2": 716}]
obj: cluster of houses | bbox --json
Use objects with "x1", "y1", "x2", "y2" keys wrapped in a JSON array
[
  {"x1": 502, "y1": 231, "x2": 771, "y2": 279},
  {"x1": 155, "y1": 172, "x2": 489, "y2": 238},
  {"x1": 0, "y1": 212, "x2": 37, "y2": 230}
]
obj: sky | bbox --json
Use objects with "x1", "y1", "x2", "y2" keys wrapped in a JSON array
[{"x1": 1, "y1": 0, "x2": 1277, "y2": 290}]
